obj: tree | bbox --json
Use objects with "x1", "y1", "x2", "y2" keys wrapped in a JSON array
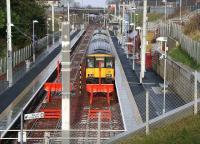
[
  {"x1": 0, "y1": 9, "x2": 5, "y2": 29},
  {"x1": 0, "y1": 0, "x2": 46, "y2": 54}
]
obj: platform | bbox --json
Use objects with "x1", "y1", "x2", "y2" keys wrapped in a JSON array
[
  {"x1": 0, "y1": 30, "x2": 81, "y2": 95},
  {"x1": 109, "y1": 31, "x2": 186, "y2": 122},
  {"x1": 0, "y1": 29, "x2": 85, "y2": 137},
  {"x1": 108, "y1": 32, "x2": 143, "y2": 132}
]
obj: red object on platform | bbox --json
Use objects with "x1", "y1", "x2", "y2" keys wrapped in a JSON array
[
  {"x1": 145, "y1": 51, "x2": 152, "y2": 70},
  {"x1": 40, "y1": 108, "x2": 61, "y2": 119},
  {"x1": 56, "y1": 61, "x2": 60, "y2": 82},
  {"x1": 44, "y1": 82, "x2": 74, "y2": 102},
  {"x1": 44, "y1": 83, "x2": 62, "y2": 102}
]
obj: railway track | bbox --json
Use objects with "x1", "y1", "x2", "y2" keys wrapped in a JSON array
[
  {"x1": 23, "y1": 25, "x2": 96, "y2": 143},
  {"x1": 6, "y1": 25, "x2": 124, "y2": 144}
]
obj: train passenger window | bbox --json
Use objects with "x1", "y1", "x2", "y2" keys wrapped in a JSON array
[
  {"x1": 87, "y1": 58, "x2": 94, "y2": 68},
  {"x1": 105, "y1": 57, "x2": 113, "y2": 68}
]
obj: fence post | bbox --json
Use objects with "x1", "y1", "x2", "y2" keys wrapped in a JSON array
[
  {"x1": 44, "y1": 132, "x2": 50, "y2": 144},
  {"x1": 20, "y1": 110, "x2": 23, "y2": 144},
  {"x1": 13, "y1": 51, "x2": 16, "y2": 67},
  {"x1": 146, "y1": 91, "x2": 149, "y2": 135},
  {"x1": 3, "y1": 57, "x2": 7, "y2": 74},
  {"x1": 194, "y1": 71, "x2": 198, "y2": 115},
  {"x1": 23, "y1": 48, "x2": 25, "y2": 62},
  {"x1": 97, "y1": 112, "x2": 101, "y2": 144}
]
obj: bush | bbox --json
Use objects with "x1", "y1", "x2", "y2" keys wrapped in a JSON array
[{"x1": 183, "y1": 14, "x2": 200, "y2": 37}]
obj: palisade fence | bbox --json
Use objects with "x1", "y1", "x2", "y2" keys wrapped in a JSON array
[
  {"x1": 159, "y1": 22, "x2": 200, "y2": 64},
  {"x1": 0, "y1": 32, "x2": 60, "y2": 75}
]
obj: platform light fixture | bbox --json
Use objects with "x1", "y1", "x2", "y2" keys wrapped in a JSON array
[
  {"x1": 156, "y1": 36, "x2": 168, "y2": 114},
  {"x1": 32, "y1": 20, "x2": 39, "y2": 63}
]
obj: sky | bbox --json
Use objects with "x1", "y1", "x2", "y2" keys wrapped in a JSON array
[{"x1": 75, "y1": 0, "x2": 106, "y2": 7}]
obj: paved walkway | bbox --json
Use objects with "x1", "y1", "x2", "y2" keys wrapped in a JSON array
[{"x1": 110, "y1": 31, "x2": 185, "y2": 121}]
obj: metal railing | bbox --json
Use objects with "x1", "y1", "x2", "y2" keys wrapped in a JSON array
[
  {"x1": 107, "y1": 49, "x2": 200, "y2": 143},
  {"x1": 0, "y1": 112, "x2": 124, "y2": 144}
]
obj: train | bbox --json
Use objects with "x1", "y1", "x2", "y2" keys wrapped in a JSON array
[{"x1": 85, "y1": 29, "x2": 115, "y2": 84}]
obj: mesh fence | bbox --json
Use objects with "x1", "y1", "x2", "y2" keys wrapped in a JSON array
[
  {"x1": 0, "y1": 109, "x2": 124, "y2": 144},
  {"x1": 153, "y1": 51, "x2": 195, "y2": 103},
  {"x1": 107, "y1": 48, "x2": 200, "y2": 143},
  {"x1": 114, "y1": 49, "x2": 200, "y2": 142}
]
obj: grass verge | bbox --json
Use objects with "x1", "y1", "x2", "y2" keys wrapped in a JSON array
[
  {"x1": 118, "y1": 114, "x2": 200, "y2": 144},
  {"x1": 135, "y1": 12, "x2": 163, "y2": 26},
  {"x1": 169, "y1": 46, "x2": 200, "y2": 71}
]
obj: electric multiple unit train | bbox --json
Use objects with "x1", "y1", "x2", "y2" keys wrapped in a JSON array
[{"x1": 85, "y1": 29, "x2": 115, "y2": 84}]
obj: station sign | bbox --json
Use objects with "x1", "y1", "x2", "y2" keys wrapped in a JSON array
[{"x1": 24, "y1": 112, "x2": 44, "y2": 120}]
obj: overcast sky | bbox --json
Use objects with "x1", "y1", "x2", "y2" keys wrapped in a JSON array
[{"x1": 75, "y1": 0, "x2": 106, "y2": 7}]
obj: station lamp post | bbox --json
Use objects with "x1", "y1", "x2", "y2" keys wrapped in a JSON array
[
  {"x1": 46, "y1": 16, "x2": 63, "y2": 51},
  {"x1": 136, "y1": 26, "x2": 141, "y2": 63},
  {"x1": 130, "y1": 23, "x2": 135, "y2": 70},
  {"x1": 156, "y1": 36, "x2": 168, "y2": 114},
  {"x1": 135, "y1": 13, "x2": 138, "y2": 27},
  {"x1": 32, "y1": 20, "x2": 39, "y2": 63},
  {"x1": 46, "y1": 18, "x2": 51, "y2": 51},
  {"x1": 162, "y1": 0, "x2": 167, "y2": 22},
  {"x1": 131, "y1": 7, "x2": 136, "y2": 31},
  {"x1": 51, "y1": 4, "x2": 55, "y2": 45},
  {"x1": 180, "y1": 0, "x2": 182, "y2": 23}
]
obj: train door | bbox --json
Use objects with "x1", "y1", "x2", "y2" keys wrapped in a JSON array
[{"x1": 95, "y1": 57, "x2": 105, "y2": 79}]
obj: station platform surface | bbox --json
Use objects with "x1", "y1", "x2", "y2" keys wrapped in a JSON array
[
  {"x1": 109, "y1": 31, "x2": 186, "y2": 122},
  {"x1": 109, "y1": 32, "x2": 142, "y2": 132}
]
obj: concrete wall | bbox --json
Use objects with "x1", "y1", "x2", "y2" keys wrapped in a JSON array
[{"x1": 153, "y1": 52, "x2": 200, "y2": 103}]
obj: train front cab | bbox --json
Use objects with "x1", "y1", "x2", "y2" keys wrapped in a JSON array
[
  {"x1": 85, "y1": 54, "x2": 115, "y2": 84},
  {"x1": 85, "y1": 54, "x2": 115, "y2": 120}
]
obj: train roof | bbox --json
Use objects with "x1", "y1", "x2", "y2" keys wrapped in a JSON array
[
  {"x1": 87, "y1": 30, "x2": 112, "y2": 55},
  {"x1": 91, "y1": 34, "x2": 109, "y2": 43},
  {"x1": 87, "y1": 40, "x2": 111, "y2": 55},
  {"x1": 93, "y1": 29, "x2": 108, "y2": 36}
]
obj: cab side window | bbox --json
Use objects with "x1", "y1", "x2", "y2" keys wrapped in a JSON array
[
  {"x1": 87, "y1": 57, "x2": 94, "y2": 68},
  {"x1": 105, "y1": 57, "x2": 113, "y2": 68}
]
